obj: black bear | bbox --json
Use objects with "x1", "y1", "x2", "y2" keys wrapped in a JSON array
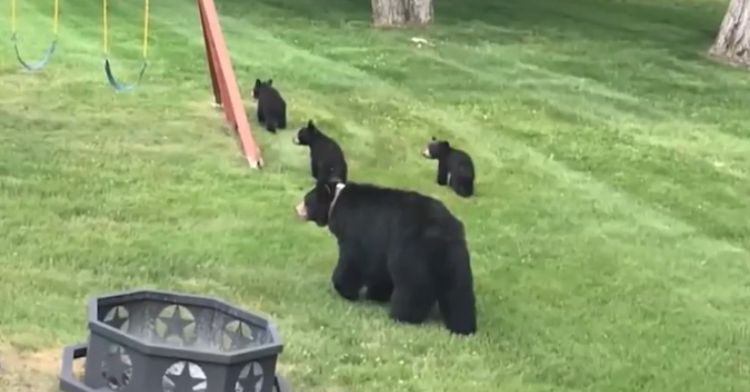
[
  {"x1": 252, "y1": 78, "x2": 287, "y2": 133},
  {"x1": 422, "y1": 137, "x2": 475, "y2": 198},
  {"x1": 295, "y1": 179, "x2": 477, "y2": 335},
  {"x1": 293, "y1": 120, "x2": 348, "y2": 183}
]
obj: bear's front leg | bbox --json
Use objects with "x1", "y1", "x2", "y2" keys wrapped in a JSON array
[
  {"x1": 310, "y1": 158, "x2": 319, "y2": 180},
  {"x1": 331, "y1": 241, "x2": 364, "y2": 301},
  {"x1": 256, "y1": 105, "x2": 266, "y2": 124},
  {"x1": 437, "y1": 160, "x2": 448, "y2": 186},
  {"x1": 316, "y1": 162, "x2": 331, "y2": 182}
]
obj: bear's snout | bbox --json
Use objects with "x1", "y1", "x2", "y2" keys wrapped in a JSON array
[
  {"x1": 292, "y1": 136, "x2": 300, "y2": 145},
  {"x1": 295, "y1": 201, "x2": 308, "y2": 220},
  {"x1": 422, "y1": 148, "x2": 431, "y2": 158}
]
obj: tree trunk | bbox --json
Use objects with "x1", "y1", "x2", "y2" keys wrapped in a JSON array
[
  {"x1": 709, "y1": 0, "x2": 750, "y2": 66},
  {"x1": 371, "y1": 0, "x2": 433, "y2": 27}
]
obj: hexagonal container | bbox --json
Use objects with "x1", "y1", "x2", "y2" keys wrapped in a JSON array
[{"x1": 58, "y1": 289, "x2": 291, "y2": 392}]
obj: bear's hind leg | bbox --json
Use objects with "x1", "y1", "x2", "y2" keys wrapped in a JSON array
[
  {"x1": 437, "y1": 246, "x2": 477, "y2": 335},
  {"x1": 389, "y1": 285, "x2": 434, "y2": 325},
  {"x1": 278, "y1": 110, "x2": 287, "y2": 129},
  {"x1": 264, "y1": 112, "x2": 277, "y2": 133},
  {"x1": 331, "y1": 163, "x2": 347, "y2": 183},
  {"x1": 437, "y1": 286, "x2": 477, "y2": 335},
  {"x1": 452, "y1": 176, "x2": 474, "y2": 198}
]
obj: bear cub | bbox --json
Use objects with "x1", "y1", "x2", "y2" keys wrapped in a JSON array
[
  {"x1": 295, "y1": 179, "x2": 478, "y2": 335},
  {"x1": 252, "y1": 78, "x2": 287, "y2": 133},
  {"x1": 422, "y1": 137, "x2": 475, "y2": 198},
  {"x1": 293, "y1": 120, "x2": 348, "y2": 183}
]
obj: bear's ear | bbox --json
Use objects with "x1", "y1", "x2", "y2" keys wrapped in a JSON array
[
  {"x1": 255, "y1": 78, "x2": 261, "y2": 85},
  {"x1": 267, "y1": 79, "x2": 273, "y2": 85},
  {"x1": 315, "y1": 181, "x2": 335, "y2": 200},
  {"x1": 307, "y1": 119, "x2": 315, "y2": 129},
  {"x1": 431, "y1": 136, "x2": 436, "y2": 141}
]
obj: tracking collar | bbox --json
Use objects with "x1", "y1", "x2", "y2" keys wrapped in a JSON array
[{"x1": 328, "y1": 182, "x2": 346, "y2": 220}]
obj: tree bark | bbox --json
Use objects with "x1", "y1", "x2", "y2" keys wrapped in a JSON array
[
  {"x1": 709, "y1": 0, "x2": 750, "y2": 66},
  {"x1": 371, "y1": 0, "x2": 433, "y2": 27}
]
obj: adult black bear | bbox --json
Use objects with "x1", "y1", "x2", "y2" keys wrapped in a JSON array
[
  {"x1": 422, "y1": 137, "x2": 475, "y2": 198},
  {"x1": 295, "y1": 180, "x2": 477, "y2": 335},
  {"x1": 252, "y1": 78, "x2": 287, "y2": 133},
  {"x1": 293, "y1": 120, "x2": 348, "y2": 183}
]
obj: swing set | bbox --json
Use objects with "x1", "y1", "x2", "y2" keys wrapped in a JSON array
[
  {"x1": 7, "y1": 0, "x2": 263, "y2": 167},
  {"x1": 10, "y1": 0, "x2": 149, "y2": 91}
]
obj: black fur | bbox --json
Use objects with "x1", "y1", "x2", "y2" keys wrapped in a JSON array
[
  {"x1": 295, "y1": 180, "x2": 477, "y2": 335},
  {"x1": 423, "y1": 137, "x2": 475, "y2": 198},
  {"x1": 293, "y1": 120, "x2": 348, "y2": 183},
  {"x1": 252, "y1": 78, "x2": 287, "y2": 133}
]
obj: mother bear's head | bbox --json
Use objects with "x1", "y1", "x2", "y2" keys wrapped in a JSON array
[{"x1": 295, "y1": 180, "x2": 346, "y2": 227}]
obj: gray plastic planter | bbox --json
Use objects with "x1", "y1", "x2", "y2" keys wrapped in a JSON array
[{"x1": 58, "y1": 289, "x2": 292, "y2": 392}]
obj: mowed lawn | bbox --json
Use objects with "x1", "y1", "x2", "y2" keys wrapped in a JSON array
[{"x1": 1, "y1": 0, "x2": 749, "y2": 391}]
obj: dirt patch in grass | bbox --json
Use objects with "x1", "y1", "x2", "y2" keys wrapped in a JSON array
[{"x1": 0, "y1": 345, "x2": 83, "y2": 392}]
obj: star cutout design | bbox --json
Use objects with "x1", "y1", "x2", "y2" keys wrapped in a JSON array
[
  {"x1": 167, "y1": 362, "x2": 203, "y2": 392},
  {"x1": 107, "y1": 307, "x2": 129, "y2": 330},
  {"x1": 225, "y1": 321, "x2": 253, "y2": 350},
  {"x1": 236, "y1": 363, "x2": 263, "y2": 392},
  {"x1": 103, "y1": 347, "x2": 132, "y2": 389},
  {"x1": 159, "y1": 306, "x2": 194, "y2": 341}
]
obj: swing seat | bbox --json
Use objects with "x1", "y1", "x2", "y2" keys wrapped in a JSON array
[
  {"x1": 104, "y1": 58, "x2": 148, "y2": 93},
  {"x1": 101, "y1": 0, "x2": 150, "y2": 93},
  {"x1": 11, "y1": 33, "x2": 57, "y2": 72}
]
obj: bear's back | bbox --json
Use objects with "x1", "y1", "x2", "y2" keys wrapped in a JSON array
[{"x1": 331, "y1": 183, "x2": 464, "y2": 242}]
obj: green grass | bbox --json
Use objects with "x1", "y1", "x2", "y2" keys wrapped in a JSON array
[{"x1": 1, "y1": 0, "x2": 749, "y2": 390}]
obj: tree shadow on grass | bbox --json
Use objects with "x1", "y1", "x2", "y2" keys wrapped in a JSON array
[
  {"x1": 240, "y1": 0, "x2": 725, "y2": 56},
  {"x1": 223, "y1": 0, "x2": 371, "y2": 25},
  {"x1": 436, "y1": 0, "x2": 724, "y2": 53},
  {"x1": 223, "y1": 0, "x2": 748, "y2": 112},
  {"x1": 430, "y1": 0, "x2": 743, "y2": 99}
]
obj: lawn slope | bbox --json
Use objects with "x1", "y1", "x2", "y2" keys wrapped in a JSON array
[{"x1": 0, "y1": 0, "x2": 748, "y2": 391}]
